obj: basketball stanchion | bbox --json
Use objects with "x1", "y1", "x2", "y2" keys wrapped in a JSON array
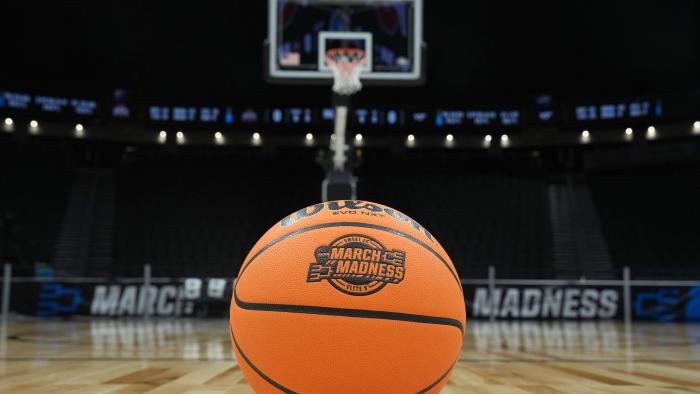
[
  {"x1": 321, "y1": 47, "x2": 365, "y2": 201},
  {"x1": 488, "y1": 265, "x2": 496, "y2": 322},
  {"x1": 143, "y1": 264, "x2": 152, "y2": 318},
  {"x1": 1, "y1": 263, "x2": 11, "y2": 324}
]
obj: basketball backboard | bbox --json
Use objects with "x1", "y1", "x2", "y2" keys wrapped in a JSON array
[{"x1": 266, "y1": 0, "x2": 425, "y2": 85}]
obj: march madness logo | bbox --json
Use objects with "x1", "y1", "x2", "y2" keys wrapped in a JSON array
[{"x1": 307, "y1": 234, "x2": 406, "y2": 296}]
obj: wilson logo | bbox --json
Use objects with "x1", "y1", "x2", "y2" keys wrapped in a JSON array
[
  {"x1": 280, "y1": 201, "x2": 434, "y2": 242},
  {"x1": 307, "y1": 234, "x2": 406, "y2": 296}
]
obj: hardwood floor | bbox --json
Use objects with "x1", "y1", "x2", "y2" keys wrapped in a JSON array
[{"x1": 0, "y1": 318, "x2": 698, "y2": 393}]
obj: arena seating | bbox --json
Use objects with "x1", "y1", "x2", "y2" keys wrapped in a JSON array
[
  {"x1": 0, "y1": 144, "x2": 556, "y2": 279},
  {"x1": 4, "y1": 140, "x2": 698, "y2": 281},
  {"x1": 114, "y1": 148, "x2": 323, "y2": 277},
  {"x1": 0, "y1": 141, "x2": 75, "y2": 273},
  {"x1": 113, "y1": 149, "x2": 554, "y2": 278},
  {"x1": 589, "y1": 163, "x2": 700, "y2": 279},
  {"x1": 358, "y1": 151, "x2": 555, "y2": 279}
]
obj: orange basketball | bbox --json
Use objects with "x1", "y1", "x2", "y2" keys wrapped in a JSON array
[{"x1": 229, "y1": 200, "x2": 466, "y2": 393}]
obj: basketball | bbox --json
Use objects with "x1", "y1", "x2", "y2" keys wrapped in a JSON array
[{"x1": 229, "y1": 200, "x2": 466, "y2": 393}]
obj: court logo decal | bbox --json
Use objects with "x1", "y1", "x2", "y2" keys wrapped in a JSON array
[{"x1": 307, "y1": 234, "x2": 406, "y2": 296}]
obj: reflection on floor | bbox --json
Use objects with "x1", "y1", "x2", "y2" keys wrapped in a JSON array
[{"x1": 1, "y1": 318, "x2": 699, "y2": 393}]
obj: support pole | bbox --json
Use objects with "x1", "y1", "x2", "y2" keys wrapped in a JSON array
[
  {"x1": 332, "y1": 105, "x2": 349, "y2": 171},
  {"x1": 623, "y1": 266, "x2": 632, "y2": 325},
  {"x1": 1, "y1": 263, "x2": 11, "y2": 323},
  {"x1": 623, "y1": 266, "x2": 633, "y2": 360},
  {"x1": 0, "y1": 263, "x2": 8, "y2": 357},
  {"x1": 488, "y1": 265, "x2": 496, "y2": 323},
  {"x1": 143, "y1": 264, "x2": 151, "y2": 318}
]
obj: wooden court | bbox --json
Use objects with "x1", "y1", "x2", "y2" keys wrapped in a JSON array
[{"x1": 0, "y1": 318, "x2": 699, "y2": 393}]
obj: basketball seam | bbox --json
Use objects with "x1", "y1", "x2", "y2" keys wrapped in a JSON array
[
  {"x1": 238, "y1": 221, "x2": 462, "y2": 291},
  {"x1": 234, "y1": 284, "x2": 464, "y2": 334},
  {"x1": 230, "y1": 324, "x2": 298, "y2": 394},
  {"x1": 230, "y1": 323, "x2": 457, "y2": 393},
  {"x1": 416, "y1": 359, "x2": 457, "y2": 394}
]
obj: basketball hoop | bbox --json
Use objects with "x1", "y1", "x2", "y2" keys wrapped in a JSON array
[{"x1": 326, "y1": 48, "x2": 366, "y2": 96}]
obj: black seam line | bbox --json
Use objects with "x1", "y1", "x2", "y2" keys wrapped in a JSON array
[
  {"x1": 229, "y1": 324, "x2": 298, "y2": 394},
  {"x1": 238, "y1": 221, "x2": 461, "y2": 290},
  {"x1": 234, "y1": 287, "x2": 464, "y2": 335},
  {"x1": 416, "y1": 359, "x2": 457, "y2": 394}
]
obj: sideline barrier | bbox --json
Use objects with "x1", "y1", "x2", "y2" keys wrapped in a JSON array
[{"x1": 1, "y1": 264, "x2": 699, "y2": 321}]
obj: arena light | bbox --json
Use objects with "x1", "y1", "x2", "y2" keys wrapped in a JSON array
[
  {"x1": 176, "y1": 131, "x2": 185, "y2": 145},
  {"x1": 2, "y1": 117, "x2": 13, "y2": 132},
  {"x1": 580, "y1": 130, "x2": 590, "y2": 144},
  {"x1": 406, "y1": 134, "x2": 416, "y2": 148},
  {"x1": 214, "y1": 131, "x2": 225, "y2": 145},
  {"x1": 74, "y1": 124, "x2": 85, "y2": 138},
  {"x1": 443, "y1": 134, "x2": 455, "y2": 148},
  {"x1": 28, "y1": 120, "x2": 39, "y2": 134},
  {"x1": 624, "y1": 127, "x2": 634, "y2": 141},
  {"x1": 252, "y1": 132, "x2": 262, "y2": 145},
  {"x1": 646, "y1": 126, "x2": 657, "y2": 140},
  {"x1": 304, "y1": 132, "x2": 314, "y2": 146},
  {"x1": 500, "y1": 134, "x2": 510, "y2": 147},
  {"x1": 353, "y1": 133, "x2": 364, "y2": 147},
  {"x1": 483, "y1": 134, "x2": 492, "y2": 148},
  {"x1": 693, "y1": 121, "x2": 700, "y2": 134}
]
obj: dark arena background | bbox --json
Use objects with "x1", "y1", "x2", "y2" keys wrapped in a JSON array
[{"x1": 1, "y1": 1, "x2": 700, "y2": 392}]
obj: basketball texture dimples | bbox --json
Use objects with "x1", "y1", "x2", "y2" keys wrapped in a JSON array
[{"x1": 229, "y1": 200, "x2": 466, "y2": 393}]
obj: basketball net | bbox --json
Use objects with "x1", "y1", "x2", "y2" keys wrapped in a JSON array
[
  {"x1": 326, "y1": 48, "x2": 365, "y2": 171},
  {"x1": 326, "y1": 48, "x2": 366, "y2": 96}
]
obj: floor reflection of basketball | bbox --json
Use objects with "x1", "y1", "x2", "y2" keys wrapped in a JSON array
[{"x1": 229, "y1": 200, "x2": 466, "y2": 393}]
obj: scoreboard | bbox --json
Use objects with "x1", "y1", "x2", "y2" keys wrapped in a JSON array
[
  {"x1": 148, "y1": 106, "x2": 222, "y2": 123},
  {"x1": 1, "y1": 91, "x2": 98, "y2": 118},
  {"x1": 434, "y1": 109, "x2": 521, "y2": 128},
  {"x1": 143, "y1": 105, "x2": 525, "y2": 130},
  {"x1": 572, "y1": 99, "x2": 662, "y2": 122},
  {"x1": 0, "y1": 88, "x2": 666, "y2": 133}
]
